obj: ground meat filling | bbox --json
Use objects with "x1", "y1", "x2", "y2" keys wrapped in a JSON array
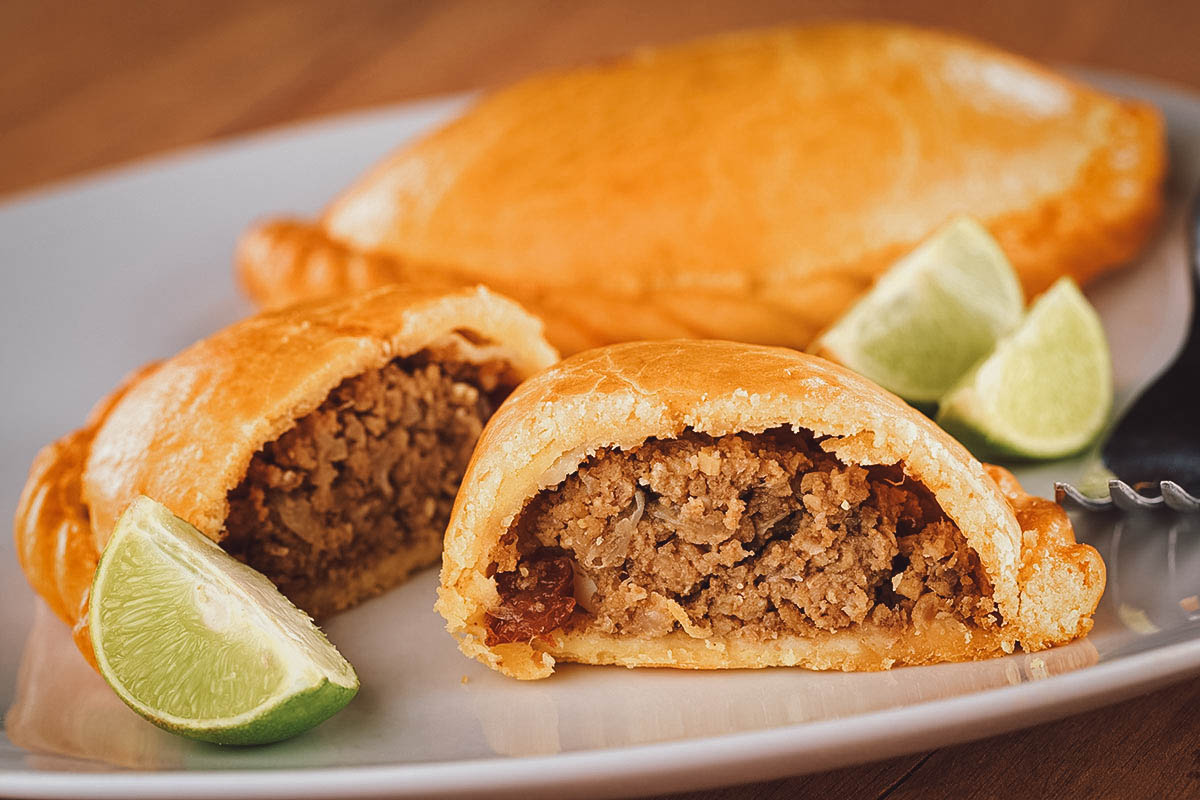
[
  {"x1": 224, "y1": 349, "x2": 510, "y2": 613},
  {"x1": 488, "y1": 429, "x2": 997, "y2": 644}
]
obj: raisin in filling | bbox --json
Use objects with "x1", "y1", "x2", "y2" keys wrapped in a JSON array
[{"x1": 486, "y1": 549, "x2": 577, "y2": 646}]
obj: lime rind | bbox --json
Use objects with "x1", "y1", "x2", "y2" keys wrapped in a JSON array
[
  {"x1": 935, "y1": 277, "x2": 1112, "y2": 460},
  {"x1": 812, "y1": 216, "x2": 1024, "y2": 403},
  {"x1": 147, "y1": 679, "x2": 359, "y2": 746},
  {"x1": 90, "y1": 496, "x2": 359, "y2": 746}
]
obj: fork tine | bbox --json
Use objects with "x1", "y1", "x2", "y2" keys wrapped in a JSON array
[
  {"x1": 1055, "y1": 482, "x2": 1114, "y2": 511},
  {"x1": 1054, "y1": 480, "x2": 1200, "y2": 513},
  {"x1": 1161, "y1": 482, "x2": 1200, "y2": 513},
  {"x1": 1109, "y1": 480, "x2": 1164, "y2": 511}
]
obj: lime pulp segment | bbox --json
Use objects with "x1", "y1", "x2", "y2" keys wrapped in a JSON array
[
  {"x1": 935, "y1": 277, "x2": 1112, "y2": 460},
  {"x1": 811, "y1": 216, "x2": 1024, "y2": 403}
]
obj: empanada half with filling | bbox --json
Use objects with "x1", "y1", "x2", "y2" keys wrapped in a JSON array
[
  {"x1": 436, "y1": 341, "x2": 1104, "y2": 679},
  {"x1": 15, "y1": 285, "x2": 557, "y2": 665}
]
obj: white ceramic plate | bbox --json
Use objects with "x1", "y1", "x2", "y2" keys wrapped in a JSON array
[{"x1": 2, "y1": 70, "x2": 1199, "y2": 800}]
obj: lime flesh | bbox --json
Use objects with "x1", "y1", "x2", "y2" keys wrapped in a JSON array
[
  {"x1": 810, "y1": 216, "x2": 1024, "y2": 403},
  {"x1": 936, "y1": 277, "x2": 1112, "y2": 460},
  {"x1": 90, "y1": 496, "x2": 358, "y2": 745}
]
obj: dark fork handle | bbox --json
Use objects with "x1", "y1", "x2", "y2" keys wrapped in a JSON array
[{"x1": 1101, "y1": 186, "x2": 1200, "y2": 494}]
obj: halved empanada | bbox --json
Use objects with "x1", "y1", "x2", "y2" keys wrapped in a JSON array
[
  {"x1": 15, "y1": 285, "x2": 557, "y2": 665},
  {"x1": 437, "y1": 341, "x2": 1104, "y2": 679}
]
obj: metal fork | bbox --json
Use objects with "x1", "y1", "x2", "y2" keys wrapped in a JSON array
[{"x1": 1055, "y1": 186, "x2": 1200, "y2": 513}]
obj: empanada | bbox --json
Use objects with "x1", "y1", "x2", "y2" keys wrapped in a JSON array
[
  {"x1": 436, "y1": 341, "x2": 1104, "y2": 679},
  {"x1": 15, "y1": 285, "x2": 557, "y2": 664},
  {"x1": 238, "y1": 23, "x2": 1163, "y2": 355}
]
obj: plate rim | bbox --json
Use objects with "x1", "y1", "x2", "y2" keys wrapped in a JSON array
[{"x1": 5, "y1": 632, "x2": 1200, "y2": 799}]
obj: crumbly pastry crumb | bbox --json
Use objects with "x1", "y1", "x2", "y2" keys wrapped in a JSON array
[{"x1": 487, "y1": 429, "x2": 998, "y2": 644}]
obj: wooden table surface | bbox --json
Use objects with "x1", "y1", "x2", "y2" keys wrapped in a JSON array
[{"x1": 3, "y1": 2, "x2": 1199, "y2": 798}]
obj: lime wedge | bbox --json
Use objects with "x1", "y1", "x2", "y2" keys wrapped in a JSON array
[
  {"x1": 936, "y1": 278, "x2": 1112, "y2": 460},
  {"x1": 810, "y1": 216, "x2": 1023, "y2": 403},
  {"x1": 90, "y1": 496, "x2": 358, "y2": 745}
]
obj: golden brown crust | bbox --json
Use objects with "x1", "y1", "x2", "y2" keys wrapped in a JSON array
[
  {"x1": 15, "y1": 430, "x2": 95, "y2": 628},
  {"x1": 436, "y1": 341, "x2": 1105, "y2": 679},
  {"x1": 237, "y1": 219, "x2": 469, "y2": 311},
  {"x1": 82, "y1": 284, "x2": 557, "y2": 546},
  {"x1": 237, "y1": 22, "x2": 1164, "y2": 355},
  {"x1": 985, "y1": 464, "x2": 1106, "y2": 649},
  {"x1": 16, "y1": 286, "x2": 557, "y2": 668},
  {"x1": 236, "y1": 220, "x2": 620, "y2": 356},
  {"x1": 13, "y1": 364, "x2": 159, "y2": 668}
]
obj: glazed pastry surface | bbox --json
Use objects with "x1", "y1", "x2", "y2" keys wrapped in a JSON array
[{"x1": 238, "y1": 23, "x2": 1164, "y2": 354}]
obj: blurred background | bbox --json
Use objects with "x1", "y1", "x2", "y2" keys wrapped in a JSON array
[{"x1": 2, "y1": 0, "x2": 1198, "y2": 197}]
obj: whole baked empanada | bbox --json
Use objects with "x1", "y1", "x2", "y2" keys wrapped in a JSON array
[
  {"x1": 238, "y1": 23, "x2": 1163, "y2": 355},
  {"x1": 436, "y1": 341, "x2": 1104, "y2": 679},
  {"x1": 15, "y1": 285, "x2": 557, "y2": 665}
]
